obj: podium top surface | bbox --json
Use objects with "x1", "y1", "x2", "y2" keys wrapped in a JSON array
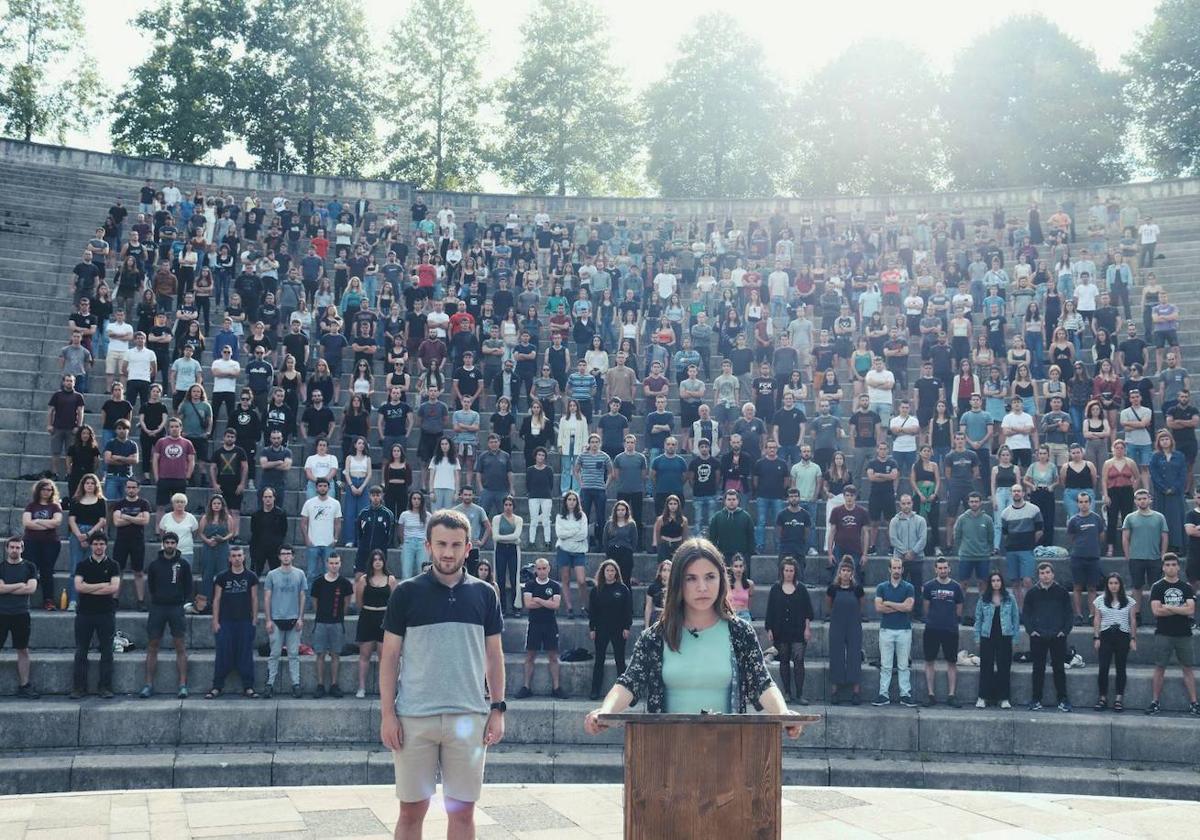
[{"x1": 597, "y1": 713, "x2": 821, "y2": 724}]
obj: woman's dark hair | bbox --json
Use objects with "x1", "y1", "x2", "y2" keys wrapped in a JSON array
[
  {"x1": 407, "y1": 491, "x2": 427, "y2": 522},
  {"x1": 610, "y1": 498, "x2": 634, "y2": 526},
  {"x1": 778, "y1": 556, "x2": 800, "y2": 582},
  {"x1": 728, "y1": 553, "x2": 751, "y2": 590},
  {"x1": 659, "y1": 538, "x2": 732, "y2": 652},
  {"x1": 558, "y1": 490, "x2": 582, "y2": 519},
  {"x1": 432, "y1": 436, "x2": 457, "y2": 465},
  {"x1": 369, "y1": 548, "x2": 389, "y2": 575},
  {"x1": 594, "y1": 558, "x2": 624, "y2": 591},
  {"x1": 1102, "y1": 572, "x2": 1129, "y2": 609},
  {"x1": 73, "y1": 423, "x2": 99, "y2": 452},
  {"x1": 987, "y1": 570, "x2": 1009, "y2": 603}
]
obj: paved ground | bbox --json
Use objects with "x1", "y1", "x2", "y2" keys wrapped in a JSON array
[{"x1": 0, "y1": 782, "x2": 1192, "y2": 839}]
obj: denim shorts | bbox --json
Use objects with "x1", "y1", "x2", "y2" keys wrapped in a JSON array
[
  {"x1": 555, "y1": 548, "x2": 586, "y2": 570},
  {"x1": 1006, "y1": 550, "x2": 1036, "y2": 582},
  {"x1": 1125, "y1": 443, "x2": 1152, "y2": 466},
  {"x1": 958, "y1": 558, "x2": 990, "y2": 582}
]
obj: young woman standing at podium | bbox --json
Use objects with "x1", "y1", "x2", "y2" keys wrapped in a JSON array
[{"x1": 584, "y1": 538, "x2": 803, "y2": 737}]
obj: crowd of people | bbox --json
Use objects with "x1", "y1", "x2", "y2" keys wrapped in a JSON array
[{"x1": 0, "y1": 179, "x2": 1194, "y2": 718}]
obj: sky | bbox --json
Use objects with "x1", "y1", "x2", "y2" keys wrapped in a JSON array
[{"x1": 67, "y1": 0, "x2": 1158, "y2": 189}]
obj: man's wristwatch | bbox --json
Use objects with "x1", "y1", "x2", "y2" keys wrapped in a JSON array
[{"x1": 489, "y1": 701, "x2": 507, "y2": 713}]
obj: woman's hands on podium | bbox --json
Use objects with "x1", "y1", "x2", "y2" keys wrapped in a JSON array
[{"x1": 583, "y1": 709, "x2": 608, "y2": 736}]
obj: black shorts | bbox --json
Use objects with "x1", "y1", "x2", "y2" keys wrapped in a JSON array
[
  {"x1": 1189, "y1": 553, "x2": 1200, "y2": 585},
  {"x1": 0, "y1": 613, "x2": 31, "y2": 650},
  {"x1": 355, "y1": 608, "x2": 385, "y2": 644},
  {"x1": 113, "y1": 532, "x2": 146, "y2": 572},
  {"x1": 525, "y1": 622, "x2": 559, "y2": 652},
  {"x1": 923, "y1": 628, "x2": 959, "y2": 662},
  {"x1": 869, "y1": 494, "x2": 896, "y2": 522},
  {"x1": 1154, "y1": 331, "x2": 1179, "y2": 348},
  {"x1": 156, "y1": 478, "x2": 187, "y2": 506},
  {"x1": 217, "y1": 481, "x2": 243, "y2": 511},
  {"x1": 945, "y1": 486, "x2": 971, "y2": 516},
  {"x1": 147, "y1": 604, "x2": 185, "y2": 641},
  {"x1": 186, "y1": 436, "x2": 209, "y2": 461}
]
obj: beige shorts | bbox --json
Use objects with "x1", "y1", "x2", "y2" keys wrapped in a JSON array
[
  {"x1": 105, "y1": 349, "x2": 126, "y2": 375},
  {"x1": 393, "y1": 713, "x2": 488, "y2": 803}
]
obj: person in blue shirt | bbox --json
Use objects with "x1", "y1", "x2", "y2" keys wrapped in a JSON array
[
  {"x1": 650, "y1": 437, "x2": 687, "y2": 516},
  {"x1": 921, "y1": 558, "x2": 965, "y2": 707},
  {"x1": 872, "y1": 557, "x2": 917, "y2": 707}
]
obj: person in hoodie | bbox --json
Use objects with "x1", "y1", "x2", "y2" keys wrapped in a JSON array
[
  {"x1": 1021, "y1": 562, "x2": 1074, "y2": 712},
  {"x1": 140, "y1": 532, "x2": 192, "y2": 699}
]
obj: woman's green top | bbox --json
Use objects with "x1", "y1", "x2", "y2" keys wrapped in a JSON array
[{"x1": 661, "y1": 619, "x2": 734, "y2": 713}]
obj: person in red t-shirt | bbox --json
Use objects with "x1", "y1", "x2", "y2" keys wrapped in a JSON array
[
  {"x1": 415, "y1": 259, "x2": 436, "y2": 295},
  {"x1": 152, "y1": 418, "x2": 196, "y2": 516},
  {"x1": 310, "y1": 232, "x2": 329, "y2": 260},
  {"x1": 449, "y1": 310, "x2": 475, "y2": 337}
]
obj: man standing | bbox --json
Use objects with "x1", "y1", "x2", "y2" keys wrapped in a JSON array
[
  {"x1": 152, "y1": 418, "x2": 195, "y2": 518},
  {"x1": 688, "y1": 439, "x2": 721, "y2": 537},
  {"x1": 776, "y1": 489, "x2": 813, "y2": 576},
  {"x1": 575, "y1": 434, "x2": 612, "y2": 551},
  {"x1": 475, "y1": 434, "x2": 514, "y2": 519},
  {"x1": 71, "y1": 534, "x2": 120, "y2": 699},
  {"x1": 46, "y1": 374, "x2": 85, "y2": 480},
  {"x1": 752, "y1": 440, "x2": 790, "y2": 556},
  {"x1": 788, "y1": 445, "x2": 822, "y2": 557},
  {"x1": 300, "y1": 478, "x2": 342, "y2": 584},
  {"x1": 208, "y1": 546, "x2": 259, "y2": 698},
  {"x1": 612, "y1": 435, "x2": 647, "y2": 548},
  {"x1": 889, "y1": 495, "x2": 928, "y2": 619},
  {"x1": 1146, "y1": 553, "x2": 1199, "y2": 716},
  {"x1": 872, "y1": 557, "x2": 917, "y2": 707},
  {"x1": 310, "y1": 555, "x2": 354, "y2": 698},
  {"x1": 1022, "y1": 562, "x2": 1073, "y2": 712},
  {"x1": 0, "y1": 536, "x2": 39, "y2": 698},
  {"x1": 1122, "y1": 489, "x2": 1169, "y2": 611},
  {"x1": 355, "y1": 488, "x2": 396, "y2": 576},
  {"x1": 708, "y1": 489, "x2": 755, "y2": 566},
  {"x1": 379, "y1": 509, "x2": 505, "y2": 839},
  {"x1": 140, "y1": 533, "x2": 191, "y2": 699},
  {"x1": 263, "y1": 545, "x2": 306, "y2": 699},
  {"x1": 1000, "y1": 484, "x2": 1043, "y2": 607},
  {"x1": 953, "y1": 492, "x2": 995, "y2": 603},
  {"x1": 921, "y1": 558, "x2": 964, "y2": 706},
  {"x1": 516, "y1": 556, "x2": 566, "y2": 700},
  {"x1": 650, "y1": 436, "x2": 688, "y2": 517},
  {"x1": 828, "y1": 486, "x2": 870, "y2": 578},
  {"x1": 1066, "y1": 492, "x2": 1105, "y2": 625},
  {"x1": 942, "y1": 432, "x2": 979, "y2": 542}
]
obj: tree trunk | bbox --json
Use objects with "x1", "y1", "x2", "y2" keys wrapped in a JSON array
[{"x1": 434, "y1": 64, "x2": 445, "y2": 190}]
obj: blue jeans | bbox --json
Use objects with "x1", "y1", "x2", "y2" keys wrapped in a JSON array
[
  {"x1": 580, "y1": 488, "x2": 606, "y2": 545},
  {"x1": 992, "y1": 486, "x2": 1012, "y2": 550},
  {"x1": 693, "y1": 495, "x2": 718, "y2": 535},
  {"x1": 399, "y1": 540, "x2": 424, "y2": 579},
  {"x1": 432, "y1": 487, "x2": 456, "y2": 512},
  {"x1": 67, "y1": 537, "x2": 88, "y2": 603},
  {"x1": 560, "y1": 455, "x2": 579, "y2": 493},
  {"x1": 893, "y1": 450, "x2": 917, "y2": 492},
  {"x1": 878, "y1": 628, "x2": 912, "y2": 698},
  {"x1": 1024, "y1": 332, "x2": 1044, "y2": 378},
  {"x1": 341, "y1": 477, "x2": 369, "y2": 544},
  {"x1": 645, "y1": 448, "x2": 661, "y2": 494},
  {"x1": 305, "y1": 545, "x2": 334, "y2": 584},
  {"x1": 755, "y1": 497, "x2": 785, "y2": 551},
  {"x1": 797, "y1": 501, "x2": 818, "y2": 553}
]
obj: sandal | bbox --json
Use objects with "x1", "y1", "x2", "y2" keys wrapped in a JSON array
[
  {"x1": 1093, "y1": 698, "x2": 1107, "y2": 711},
  {"x1": 204, "y1": 688, "x2": 222, "y2": 700},
  {"x1": 1113, "y1": 699, "x2": 1124, "y2": 712},
  {"x1": 242, "y1": 688, "x2": 259, "y2": 699}
]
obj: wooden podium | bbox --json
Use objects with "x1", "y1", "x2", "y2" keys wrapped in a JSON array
[{"x1": 599, "y1": 713, "x2": 820, "y2": 840}]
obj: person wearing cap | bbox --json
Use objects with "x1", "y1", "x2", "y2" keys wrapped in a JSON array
[{"x1": 141, "y1": 533, "x2": 192, "y2": 699}]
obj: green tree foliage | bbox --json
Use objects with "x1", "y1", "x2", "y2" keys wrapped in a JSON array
[
  {"x1": 1126, "y1": 0, "x2": 1200, "y2": 177},
  {"x1": 380, "y1": 0, "x2": 486, "y2": 190},
  {"x1": 494, "y1": 0, "x2": 636, "y2": 195},
  {"x1": 788, "y1": 40, "x2": 944, "y2": 195},
  {"x1": 643, "y1": 15, "x2": 781, "y2": 197},
  {"x1": 0, "y1": 0, "x2": 104, "y2": 143},
  {"x1": 942, "y1": 15, "x2": 1129, "y2": 188},
  {"x1": 110, "y1": 0, "x2": 243, "y2": 162},
  {"x1": 240, "y1": 0, "x2": 379, "y2": 176}
]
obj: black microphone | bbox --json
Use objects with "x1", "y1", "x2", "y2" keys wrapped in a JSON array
[{"x1": 687, "y1": 627, "x2": 699, "y2": 638}]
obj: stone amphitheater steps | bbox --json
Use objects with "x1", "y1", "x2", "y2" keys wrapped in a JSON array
[{"x1": 0, "y1": 699, "x2": 1195, "y2": 797}]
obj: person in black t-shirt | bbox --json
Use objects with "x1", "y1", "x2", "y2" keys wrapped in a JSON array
[
  {"x1": 0, "y1": 536, "x2": 39, "y2": 697},
  {"x1": 1146, "y1": 554, "x2": 1199, "y2": 715},
  {"x1": 310, "y1": 554, "x2": 355, "y2": 698},
  {"x1": 208, "y1": 546, "x2": 259, "y2": 698},
  {"x1": 517, "y1": 557, "x2": 565, "y2": 699},
  {"x1": 72, "y1": 534, "x2": 120, "y2": 699},
  {"x1": 753, "y1": 440, "x2": 791, "y2": 555},
  {"x1": 865, "y1": 443, "x2": 900, "y2": 551},
  {"x1": 1166, "y1": 390, "x2": 1200, "y2": 495},
  {"x1": 688, "y1": 440, "x2": 722, "y2": 531},
  {"x1": 777, "y1": 489, "x2": 813, "y2": 567},
  {"x1": 772, "y1": 392, "x2": 807, "y2": 465}
]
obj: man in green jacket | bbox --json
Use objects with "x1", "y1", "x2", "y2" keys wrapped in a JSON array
[{"x1": 708, "y1": 489, "x2": 756, "y2": 572}]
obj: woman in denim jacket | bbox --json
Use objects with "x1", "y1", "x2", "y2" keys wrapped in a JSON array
[{"x1": 974, "y1": 570, "x2": 1021, "y2": 709}]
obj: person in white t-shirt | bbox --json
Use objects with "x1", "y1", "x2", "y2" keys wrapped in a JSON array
[
  {"x1": 300, "y1": 477, "x2": 342, "y2": 582},
  {"x1": 122, "y1": 331, "x2": 158, "y2": 408},
  {"x1": 210, "y1": 345, "x2": 241, "y2": 428},
  {"x1": 653, "y1": 270, "x2": 676, "y2": 302},
  {"x1": 864, "y1": 356, "x2": 896, "y2": 426},
  {"x1": 1000, "y1": 397, "x2": 1036, "y2": 468},
  {"x1": 1073, "y1": 273, "x2": 1098, "y2": 319},
  {"x1": 304, "y1": 438, "x2": 340, "y2": 498},
  {"x1": 105, "y1": 310, "x2": 135, "y2": 390},
  {"x1": 1138, "y1": 218, "x2": 1160, "y2": 267}
]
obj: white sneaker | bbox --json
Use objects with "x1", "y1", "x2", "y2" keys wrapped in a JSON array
[
  {"x1": 975, "y1": 698, "x2": 986, "y2": 709},
  {"x1": 1000, "y1": 700, "x2": 1012, "y2": 709},
  {"x1": 355, "y1": 688, "x2": 365, "y2": 699},
  {"x1": 68, "y1": 601, "x2": 77, "y2": 612},
  {"x1": 807, "y1": 548, "x2": 818, "y2": 557}
]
